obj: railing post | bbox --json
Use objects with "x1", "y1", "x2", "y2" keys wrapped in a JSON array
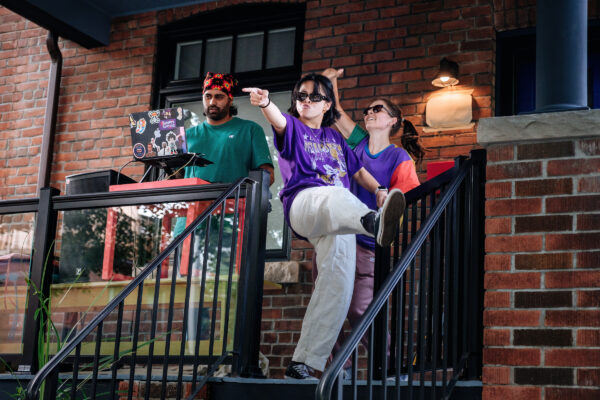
[
  {"x1": 372, "y1": 244, "x2": 391, "y2": 379},
  {"x1": 465, "y1": 149, "x2": 486, "y2": 379},
  {"x1": 19, "y1": 187, "x2": 59, "y2": 374},
  {"x1": 232, "y1": 170, "x2": 269, "y2": 377}
]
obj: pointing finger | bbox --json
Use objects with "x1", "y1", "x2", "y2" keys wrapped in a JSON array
[{"x1": 242, "y1": 87, "x2": 263, "y2": 95}]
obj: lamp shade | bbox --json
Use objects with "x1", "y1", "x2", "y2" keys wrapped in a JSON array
[{"x1": 432, "y1": 58, "x2": 459, "y2": 87}]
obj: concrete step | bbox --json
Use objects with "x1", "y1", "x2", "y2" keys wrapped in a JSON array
[{"x1": 208, "y1": 377, "x2": 482, "y2": 400}]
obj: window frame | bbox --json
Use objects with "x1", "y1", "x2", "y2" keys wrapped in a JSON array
[
  {"x1": 154, "y1": 3, "x2": 306, "y2": 261},
  {"x1": 155, "y1": 3, "x2": 305, "y2": 99}
]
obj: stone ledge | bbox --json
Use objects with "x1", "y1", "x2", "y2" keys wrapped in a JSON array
[
  {"x1": 264, "y1": 261, "x2": 300, "y2": 284},
  {"x1": 477, "y1": 109, "x2": 600, "y2": 146}
]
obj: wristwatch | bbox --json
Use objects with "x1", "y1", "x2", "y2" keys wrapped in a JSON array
[{"x1": 375, "y1": 186, "x2": 388, "y2": 195}]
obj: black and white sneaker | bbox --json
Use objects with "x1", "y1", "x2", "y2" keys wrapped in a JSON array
[
  {"x1": 375, "y1": 189, "x2": 405, "y2": 247},
  {"x1": 360, "y1": 211, "x2": 377, "y2": 235},
  {"x1": 285, "y1": 361, "x2": 317, "y2": 380}
]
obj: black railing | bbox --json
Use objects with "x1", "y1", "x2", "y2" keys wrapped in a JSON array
[
  {"x1": 15, "y1": 170, "x2": 270, "y2": 400},
  {"x1": 316, "y1": 149, "x2": 486, "y2": 400}
]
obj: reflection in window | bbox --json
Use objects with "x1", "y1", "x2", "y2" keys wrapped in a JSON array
[
  {"x1": 50, "y1": 201, "x2": 239, "y2": 356},
  {"x1": 235, "y1": 32, "x2": 264, "y2": 73},
  {"x1": 57, "y1": 206, "x2": 162, "y2": 284},
  {"x1": 175, "y1": 40, "x2": 203, "y2": 80},
  {"x1": 266, "y1": 27, "x2": 295, "y2": 69},
  {"x1": 0, "y1": 212, "x2": 35, "y2": 354},
  {"x1": 204, "y1": 36, "x2": 233, "y2": 74}
]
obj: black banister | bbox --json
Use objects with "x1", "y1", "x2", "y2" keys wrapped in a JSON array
[
  {"x1": 316, "y1": 150, "x2": 485, "y2": 400},
  {"x1": 24, "y1": 176, "x2": 264, "y2": 399}
]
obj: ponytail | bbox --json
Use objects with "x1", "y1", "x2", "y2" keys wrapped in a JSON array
[{"x1": 400, "y1": 118, "x2": 425, "y2": 164}]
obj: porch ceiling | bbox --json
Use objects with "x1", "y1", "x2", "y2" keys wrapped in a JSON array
[{"x1": 0, "y1": 0, "x2": 212, "y2": 48}]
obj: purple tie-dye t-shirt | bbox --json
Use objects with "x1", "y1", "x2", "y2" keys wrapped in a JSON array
[{"x1": 274, "y1": 113, "x2": 362, "y2": 225}]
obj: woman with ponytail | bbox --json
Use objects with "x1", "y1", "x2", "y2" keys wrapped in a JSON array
[{"x1": 317, "y1": 68, "x2": 426, "y2": 378}]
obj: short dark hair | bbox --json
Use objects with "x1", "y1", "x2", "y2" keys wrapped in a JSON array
[{"x1": 288, "y1": 73, "x2": 340, "y2": 127}]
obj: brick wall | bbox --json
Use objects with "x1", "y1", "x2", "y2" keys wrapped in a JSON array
[
  {"x1": 483, "y1": 132, "x2": 600, "y2": 399},
  {"x1": 0, "y1": 0, "x2": 496, "y2": 199},
  {"x1": 301, "y1": 0, "x2": 492, "y2": 178},
  {"x1": 0, "y1": 8, "x2": 160, "y2": 198}
]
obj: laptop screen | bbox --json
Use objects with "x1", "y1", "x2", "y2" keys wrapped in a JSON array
[{"x1": 129, "y1": 107, "x2": 187, "y2": 159}]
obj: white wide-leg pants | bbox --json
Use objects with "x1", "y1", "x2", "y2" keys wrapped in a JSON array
[{"x1": 289, "y1": 186, "x2": 371, "y2": 371}]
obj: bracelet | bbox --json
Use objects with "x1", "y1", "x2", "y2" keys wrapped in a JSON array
[
  {"x1": 259, "y1": 97, "x2": 271, "y2": 108},
  {"x1": 375, "y1": 186, "x2": 388, "y2": 195}
]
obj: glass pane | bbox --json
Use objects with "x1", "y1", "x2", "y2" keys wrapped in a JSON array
[
  {"x1": 175, "y1": 40, "x2": 203, "y2": 80},
  {"x1": 51, "y1": 200, "x2": 241, "y2": 357},
  {"x1": 176, "y1": 91, "x2": 292, "y2": 251},
  {"x1": 0, "y1": 212, "x2": 35, "y2": 354},
  {"x1": 266, "y1": 27, "x2": 295, "y2": 69},
  {"x1": 235, "y1": 31, "x2": 264, "y2": 73},
  {"x1": 204, "y1": 36, "x2": 233, "y2": 75}
]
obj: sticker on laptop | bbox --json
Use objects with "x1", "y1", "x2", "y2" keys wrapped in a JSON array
[
  {"x1": 135, "y1": 118, "x2": 146, "y2": 134},
  {"x1": 133, "y1": 143, "x2": 147, "y2": 159}
]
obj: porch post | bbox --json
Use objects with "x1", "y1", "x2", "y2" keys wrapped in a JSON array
[
  {"x1": 535, "y1": 0, "x2": 588, "y2": 112},
  {"x1": 19, "y1": 187, "x2": 59, "y2": 374},
  {"x1": 232, "y1": 170, "x2": 270, "y2": 377}
]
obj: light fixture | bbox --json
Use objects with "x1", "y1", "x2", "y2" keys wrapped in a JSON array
[{"x1": 432, "y1": 58, "x2": 459, "y2": 87}]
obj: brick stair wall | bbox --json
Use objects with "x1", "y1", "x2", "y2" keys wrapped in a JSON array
[{"x1": 480, "y1": 113, "x2": 600, "y2": 399}]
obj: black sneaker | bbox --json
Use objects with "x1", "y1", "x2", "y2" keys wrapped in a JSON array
[
  {"x1": 375, "y1": 189, "x2": 405, "y2": 247},
  {"x1": 285, "y1": 361, "x2": 317, "y2": 380},
  {"x1": 360, "y1": 211, "x2": 377, "y2": 235}
]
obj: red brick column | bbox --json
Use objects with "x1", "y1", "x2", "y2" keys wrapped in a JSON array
[{"x1": 481, "y1": 112, "x2": 600, "y2": 399}]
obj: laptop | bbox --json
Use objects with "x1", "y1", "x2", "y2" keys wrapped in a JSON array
[{"x1": 129, "y1": 107, "x2": 188, "y2": 160}]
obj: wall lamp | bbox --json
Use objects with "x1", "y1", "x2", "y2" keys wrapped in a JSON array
[
  {"x1": 431, "y1": 58, "x2": 459, "y2": 87},
  {"x1": 424, "y1": 57, "x2": 473, "y2": 132}
]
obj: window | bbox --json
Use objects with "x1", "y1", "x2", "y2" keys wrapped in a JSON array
[
  {"x1": 155, "y1": 4, "x2": 306, "y2": 260},
  {"x1": 496, "y1": 25, "x2": 600, "y2": 116}
]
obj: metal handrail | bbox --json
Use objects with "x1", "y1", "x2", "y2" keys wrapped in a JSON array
[
  {"x1": 316, "y1": 157, "x2": 474, "y2": 399},
  {"x1": 25, "y1": 177, "x2": 255, "y2": 399}
]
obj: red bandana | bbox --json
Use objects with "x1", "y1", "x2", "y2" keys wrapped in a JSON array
[{"x1": 203, "y1": 72, "x2": 237, "y2": 99}]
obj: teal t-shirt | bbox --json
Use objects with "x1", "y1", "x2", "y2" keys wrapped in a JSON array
[
  {"x1": 184, "y1": 117, "x2": 273, "y2": 183},
  {"x1": 346, "y1": 124, "x2": 369, "y2": 150},
  {"x1": 173, "y1": 117, "x2": 273, "y2": 240}
]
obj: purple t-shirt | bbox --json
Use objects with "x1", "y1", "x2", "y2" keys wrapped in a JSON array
[
  {"x1": 348, "y1": 126, "x2": 417, "y2": 250},
  {"x1": 274, "y1": 113, "x2": 362, "y2": 227}
]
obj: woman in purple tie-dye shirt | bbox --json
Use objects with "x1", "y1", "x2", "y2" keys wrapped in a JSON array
[{"x1": 243, "y1": 73, "x2": 406, "y2": 380}]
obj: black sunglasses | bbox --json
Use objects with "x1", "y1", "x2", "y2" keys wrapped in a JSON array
[
  {"x1": 363, "y1": 104, "x2": 391, "y2": 116},
  {"x1": 294, "y1": 92, "x2": 329, "y2": 102}
]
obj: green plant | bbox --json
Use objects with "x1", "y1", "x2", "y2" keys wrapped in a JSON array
[{"x1": 1, "y1": 246, "x2": 160, "y2": 400}]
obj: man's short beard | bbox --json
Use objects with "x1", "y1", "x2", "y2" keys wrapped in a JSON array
[{"x1": 204, "y1": 105, "x2": 230, "y2": 121}]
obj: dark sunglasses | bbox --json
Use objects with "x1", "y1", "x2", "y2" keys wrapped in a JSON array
[
  {"x1": 294, "y1": 92, "x2": 329, "y2": 102},
  {"x1": 363, "y1": 104, "x2": 391, "y2": 116}
]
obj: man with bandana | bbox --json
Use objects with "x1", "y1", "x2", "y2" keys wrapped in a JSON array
[
  {"x1": 174, "y1": 72, "x2": 273, "y2": 282},
  {"x1": 183, "y1": 72, "x2": 274, "y2": 184}
]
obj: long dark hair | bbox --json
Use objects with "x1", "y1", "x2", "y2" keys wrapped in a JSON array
[
  {"x1": 288, "y1": 73, "x2": 341, "y2": 127},
  {"x1": 371, "y1": 97, "x2": 426, "y2": 164}
]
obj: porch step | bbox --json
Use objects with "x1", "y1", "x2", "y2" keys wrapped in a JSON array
[
  {"x1": 208, "y1": 377, "x2": 482, "y2": 400},
  {"x1": 1, "y1": 373, "x2": 481, "y2": 399}
]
